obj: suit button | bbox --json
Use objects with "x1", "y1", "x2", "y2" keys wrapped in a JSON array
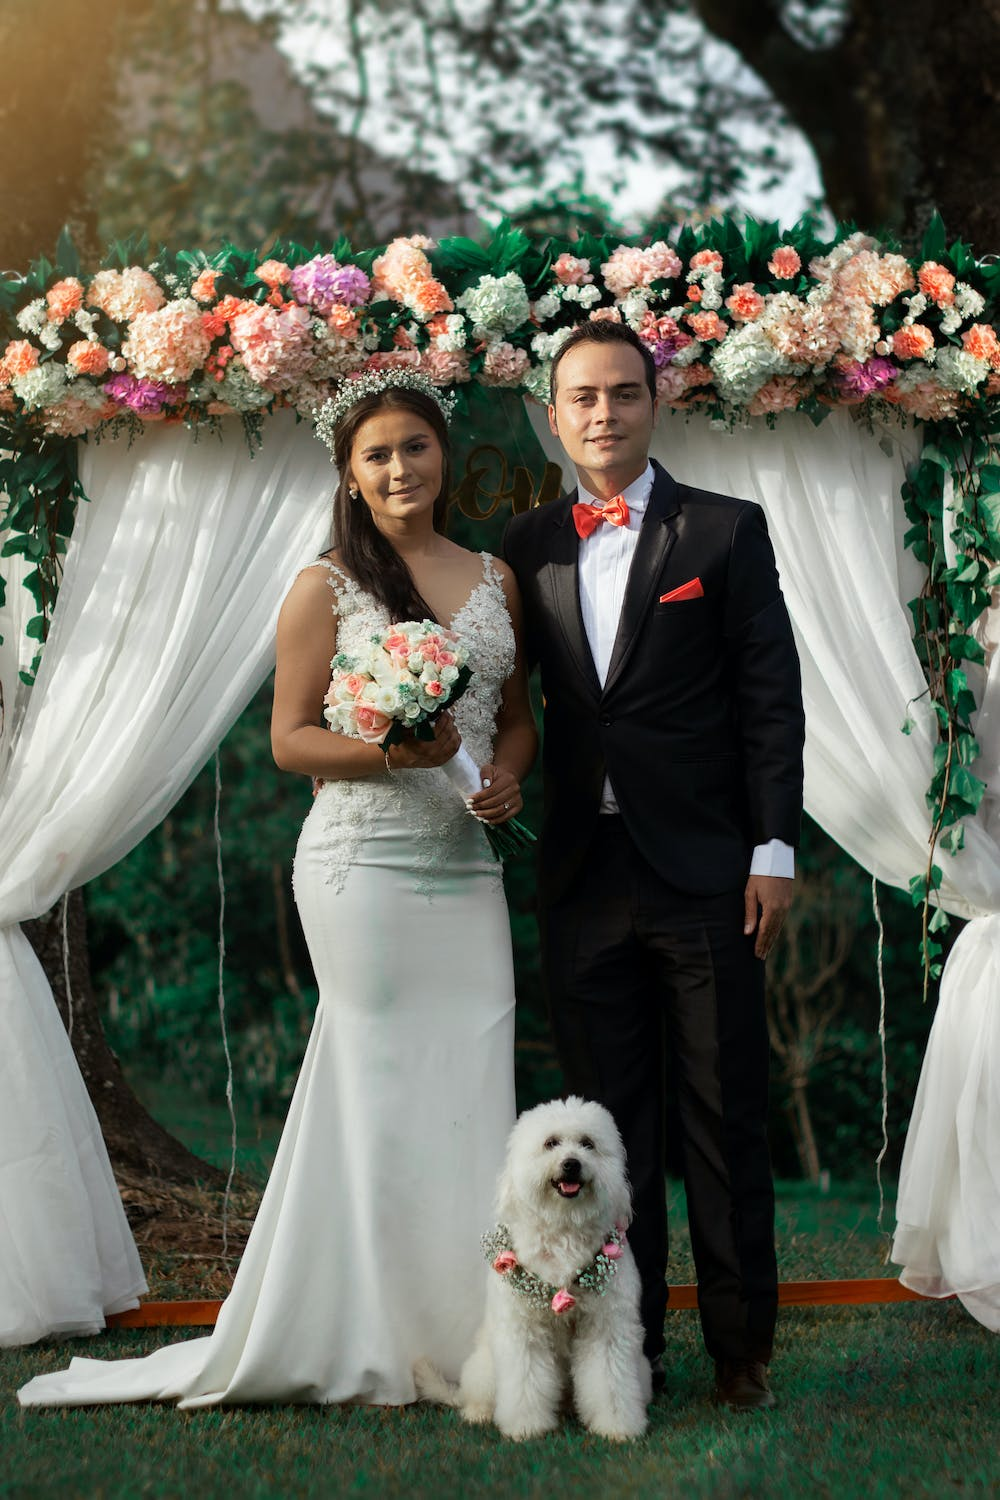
[{"x1": 599, "y1": 713, "x2": 612, "y2": 727}]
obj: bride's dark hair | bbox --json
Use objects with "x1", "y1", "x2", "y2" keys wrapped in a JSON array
[{"x1": 326, "y1": 387, "x2": 452, "y2": 623}]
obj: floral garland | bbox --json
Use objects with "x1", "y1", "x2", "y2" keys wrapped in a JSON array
[
  {"x1": 2, "y1": 216, "x2": 998, "y2": 968},
  {"x1": 481, "y1": 1222, "x2": 626, "y2": 1315}
]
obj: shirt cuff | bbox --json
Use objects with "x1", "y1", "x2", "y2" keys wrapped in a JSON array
[{"x1": 749, "y1": 839, "x2": 795, "y2": 879}]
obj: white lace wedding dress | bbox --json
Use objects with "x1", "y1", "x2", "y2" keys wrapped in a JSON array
[{"x1": 18, "y1": 552, "x2": 517, "y2": 1408}]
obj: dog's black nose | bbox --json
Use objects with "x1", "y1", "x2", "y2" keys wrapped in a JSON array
[{"x1": 560, "y1": 1158, "x2": 582, "y2": 1182}]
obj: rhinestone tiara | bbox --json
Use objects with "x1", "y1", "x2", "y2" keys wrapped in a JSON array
[{"x1": 313, "y1": 368, "x2": 458, "y2": 455}]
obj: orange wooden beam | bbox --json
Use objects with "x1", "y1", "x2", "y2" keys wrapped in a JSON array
[{"x1": 107, "y1": 1279, "x2": 944, "y2": 1329}]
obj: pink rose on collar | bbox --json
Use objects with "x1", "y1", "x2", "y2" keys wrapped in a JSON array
[
  {"x1": 492, "y1": 1251, "x2": 518, "y2": 1274},
  {"x1": 602, "y1": 1241, "x2": 623, "y2": 1260},
  {"x1": 551, "y1": 1288, "x2": 576, "y2": 1315}
]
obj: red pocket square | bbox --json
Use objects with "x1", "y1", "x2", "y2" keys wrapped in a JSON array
[{"x1": 659, "y1": 578, "x2": 704, "y2": 604}]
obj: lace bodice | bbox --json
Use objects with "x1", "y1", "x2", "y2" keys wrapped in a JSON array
[{"x1": 298, "y1": 552, "x2": 516, "y2": 895}]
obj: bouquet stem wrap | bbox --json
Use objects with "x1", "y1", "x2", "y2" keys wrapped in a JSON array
[{"x1": 441, "y1": 743, "x2": 536, "y2": 863}]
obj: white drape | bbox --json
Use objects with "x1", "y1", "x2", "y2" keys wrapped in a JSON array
[
  {"x1": 0, "y1": 411, "x2": 333, "y2": 1345},
  {"x1": 526, "y1": 400, "x2": 1000, "y2": 1327}
]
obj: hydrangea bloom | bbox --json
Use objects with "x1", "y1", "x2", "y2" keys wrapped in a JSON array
[
  {"x1": 122, "y1": 299, "x2": 213, "y2": 383},
  {"x1": 103, "y1": 372, "x2": 182, "y2": 415},
  {"x1": 11, "y1": 362, "x2": 70, "y2": 410},
  {"x1": 87, "y1": 267, "x2": 165, "y2": 321},
  {"x1": 288, "y1": 255, "x2": 370, "y2": 314},
  {"x1": 602, "y1": 242, "x2": 682, "y2": 298},
  {"x1": 457, "y1": 273, "x2": 531, "y2": 335},
  {"x1": 710, "y1": 322, "x2": 792, "y2": 405},
  {"x1": 229, "y1": 302, "x2": 316, "y2": 390},
  {"x1": 480, "y1": 340, "x2": 530, "y2": 386}
]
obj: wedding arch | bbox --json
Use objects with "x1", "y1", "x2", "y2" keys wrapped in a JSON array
[{"x1": 2, "y1": 216, "x2": 999, "y2": 1346}]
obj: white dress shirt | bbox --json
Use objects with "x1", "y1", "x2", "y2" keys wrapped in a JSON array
[{"x1": 575, "y1": 463, "x2": 794, "y2": 878}]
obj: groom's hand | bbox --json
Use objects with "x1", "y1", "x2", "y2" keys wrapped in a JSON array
[{"x1": 743, "y1": 875, "x2": 794, "y2": 960}]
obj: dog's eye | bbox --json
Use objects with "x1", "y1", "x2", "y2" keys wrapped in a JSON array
[
  {"x1": 579, "y1": 1136, "x2": 595, "y2": 1151},
  {"x1": 544, "y1": 1136, "x2": 560, "y2": 1151}
]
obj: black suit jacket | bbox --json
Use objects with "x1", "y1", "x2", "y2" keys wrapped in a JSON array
[{"x1": 503, "y1": 460, "x2": 805, "y2": 901}]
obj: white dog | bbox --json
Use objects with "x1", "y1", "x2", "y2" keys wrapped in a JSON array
[{"x1": 415, "y1": 1096, "x2": 651, "y2": 1441}]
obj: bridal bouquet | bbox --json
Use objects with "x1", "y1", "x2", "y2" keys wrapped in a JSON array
[{"x1": 323, "y1": 620, "x2": 534, "y2": 859}]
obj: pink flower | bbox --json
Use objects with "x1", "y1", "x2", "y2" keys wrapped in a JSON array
[
  {"x1": 588, "y1": 306, "x2": 622, "y2": 323},
  {"x1": 746, "y1": 375, "x2": 806, "y2": 416},
  {"x1": 420, "y1": 348, "x2": 471, "y2": 385},
  {"x1": 229, "y1": 301, "x2": 316, "y2": 390},
  {"x1": 190, "y1": 269, "x2": 218, "y2": 303},
  {"x1": 686, "y1": 284, "x2": 703, "y2": 304},
  {"x1": 601, "y1": 241, "x2": 682, "y2": 298},
  {"x1": 601, "y1": 1241, "x2": 623, "y2": 1260},
  {"x1": 327, "y1": 304, "x2": 360, "y2": 340},
  {"x1": 550, "y1": 1289, "x2": 576, "y2": 1315},
  {"x1": 42, "y1": 394, "x2": 115, "y2": 437},
  {"x1": 0, "y1": 339, "x2": 40, "y2": 386},
  {"x1": 256, "y1": 259, "x2": 292, "y2": 288},
  {"x1": 66, "y1": 340, "x2": 110, "y2": 377},
  {"x1": 408, "y1": 279, "x2": 454, "y2": 319},
  {"x1": 918, "y1": 261, "x2": 956, "y2": 307},
  {"x1": 353, "y1": 703, "x2": 393, "y2": 743},
  {"x1": 890, "y1": 324, "x2": 935, "y2": 361},
  {"x1": 686, "y1": 310, "x2": 727, "y2": 342},
  {"x1": 424, "y1": 680, "x2": 444, "y2": 697},
  {"x1": 481, "y1": 340, "x2": 530, "y2": 387},
  {"x1": 726, "y1": 283, "x2": 765, "y2": 323},
  {"x1": 690, "y1": 249, "x2": 723, "y2": 273},
  {"x1": 437, "y1": 650, "x2": 456, "y2": 667},
  {"x1": 492, "y1": 1251, "x2": 518, "y2": 1274},
  {"x1": 768, "y1": 246, "x2": 801, "y2": 280},
  {"x1": 552, "y1": 253, "x2": 593, "y2": 286},
  {"x1": 46, "y1": 277, "x2": 84, "y2": 322}
]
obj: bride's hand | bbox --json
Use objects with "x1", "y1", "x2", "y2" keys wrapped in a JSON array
[
  {"x1": 385, "y1": 712, "x2": 461, "y2": 770},
  {"x1": 469, "y1": 763, "x2": 523, "y2": 824}
]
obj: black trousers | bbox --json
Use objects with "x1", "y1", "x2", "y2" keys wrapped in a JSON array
[{"x1": 539, "y1": 817, "x2": 777, "y2": 1366}]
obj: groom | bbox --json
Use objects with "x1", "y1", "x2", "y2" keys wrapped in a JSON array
[{"x1": 503, "y1": 320, "x2": 804, "y2": 1410}]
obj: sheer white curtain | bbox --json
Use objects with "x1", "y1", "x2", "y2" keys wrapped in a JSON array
[
  {"x1": 525, "y1": 400, "x2": 1000, "y2": 1327},
  {"x1": 0, "y1": 410, "x2": 333, "y2": 1345}
]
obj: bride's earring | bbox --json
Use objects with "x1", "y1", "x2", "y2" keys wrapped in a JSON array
[{"x1": 348, "y1": 483, "x2": 359, "y2": 499}]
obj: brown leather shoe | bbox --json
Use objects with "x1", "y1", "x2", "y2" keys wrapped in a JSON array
[{"x1": 714, "y1": 1359, "x2": 777, "y2": 1411}]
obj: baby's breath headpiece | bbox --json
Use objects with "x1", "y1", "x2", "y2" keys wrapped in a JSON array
[{"x1": 314, "y1": 369, "x2": 457, "y2": 456}]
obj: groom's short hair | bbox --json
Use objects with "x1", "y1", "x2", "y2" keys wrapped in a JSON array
[{"x1": 549, "y1": 320, "x2": 657, "y2": 406}]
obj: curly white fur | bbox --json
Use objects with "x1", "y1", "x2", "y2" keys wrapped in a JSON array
[{"x1": 415, "y1": 1097, "x2": 651, "y2": 1441}]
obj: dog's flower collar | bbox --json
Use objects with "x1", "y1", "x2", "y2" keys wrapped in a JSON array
[{"x1": 482, "y1": 1223, "x2": 627, "y2": 1314}]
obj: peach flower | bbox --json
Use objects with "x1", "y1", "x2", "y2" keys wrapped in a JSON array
[
  {"x1": 46, "y1": 277, "x2": 84, "y2": 322},
  {"x1": 326, "y1": 304, "x2": 360, "y2": 340},
  {"x1": 492, "y1": 1251, "x2": 518, "y2": 1274},
  {"x1": 686, "y1": 310, "x2": 727, "y2": 342},
  {"x1": 256, "y1": 259, "x2": 292, "y2": 288},
  {"x1": 588, "y1": 306, "x2": 622, "y2": 323},
  {"x1": 962, "y1": 323, "x2": 1000, "y2": 369},
  {"x1": 917, "y1": 261, "x2": 956, "y2": 307},
  {"x1": 553, "y1": 252, "x2": 593, "y2": 286},
  {"x1": 66, "y1": 340, "x2": 110, "y2": 377},
  {"x1": 891, "y1": 324, "x2": 936, "y2": 361},
  {"x1": 690, "y1": 249, "x2": 724, "y2": 273},
  {"x1": 725, "y1": 284, "x2": 765, "y2": 322},
  {"x1": 0, "y1": 339, "x2": 39, "y2": 385},
  {"x1": 190, "y1": 269, "x2": 219, "y2": 303},
  {"x1": 87, "y1": 267, "x2": 165, "y2": 321},
  {"x1": 747, "y1": 375, "x2": 806, "y2": 417},
  {"x1": 768, "y1": 246, "x2": 801, "y2": 280},
  {"x1": 419, "y1": 348, "x2": 471, "y2": 384}
]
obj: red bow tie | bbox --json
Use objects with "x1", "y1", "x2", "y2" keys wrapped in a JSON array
[{"x1": 572, "y1": 494, "x2": 630, "y2": 540}]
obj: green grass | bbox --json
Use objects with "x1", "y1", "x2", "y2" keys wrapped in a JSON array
[
  {"x1": 3, "y1": 1301, "x2": 998, "y2": 1500},
  {"x1": 6, "y1": 1086, "x2": 995, "y2": 1498}
]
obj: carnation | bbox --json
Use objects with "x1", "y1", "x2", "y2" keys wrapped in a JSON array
[
  {"x1": 890, "y1": 324, "x2": 936, "y2": 361},
  {"x1": 917, "y1": 261, "x2": 956, "y2": 307},
  {"x1": 690, "y1": 249, "x2": 724, "y2": 274},
  {"x1": 480, "y1": 340, "x2": 530, "y2": 387},
  {"x1": 66, "y1": 340, "x2": 111, "y2": 377},
  {"x1": 122, "y1": 298, "x2": 213, "y2": 382},
  {"x1": 552, "y1": 253, "x2": 593, "y2": 286},
  {"x1": 87, "y1": 267, "x2": 165, "y2": 321},
  {"x1": 587, "y1": 306, "x2": 623, "y2": 324},
  {"x1": 963, "y1": 323, "x2": 1000, "y2": 368},
  {"x1": 686, "y1": 310, "x2": 728, "y2": 342},
  {"x1": 726, "y1": 284, "x2": 765, "y2": 323},
  {"x1": 256, "y1": 259, "x2": 291, "y2": 288},
  {"x1": 457, "y1": 272, "x2": 531, "y2": 336},
  {"x1": 190, "y1": 268, "x2": 219, "y2": 303},
  {"x1": 768, "y1": 246, "x2": 801, "y2": 280},
  {"x1": 46, "y1": 277, "x2": 85, "y2": 322}
]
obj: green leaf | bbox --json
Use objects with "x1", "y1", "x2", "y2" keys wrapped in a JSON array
[
  {"x1": 928, "y1": 905, "x2": 951, "y2": 933},
  {"x1": 920, "y1": 211, "x2": 948, "y2": 264},
  {"x1": 949, "y1": 632, "x2": 985, "y2": 664},
  {"x1": 25, "y1": 614, "x2": 46, "y2": 640}
]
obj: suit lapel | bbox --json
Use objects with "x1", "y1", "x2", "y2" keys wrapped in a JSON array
[
  {"x1": 603, "y1": 464, "x2": 681, "y2": 695},
  {"x1": 545, "y1": 495, "x2": 601, "y2": 696}
]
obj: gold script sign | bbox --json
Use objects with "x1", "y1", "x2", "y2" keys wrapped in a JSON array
[{"x1": 452, "y1": 444, "x2": 564, "y2": 520}]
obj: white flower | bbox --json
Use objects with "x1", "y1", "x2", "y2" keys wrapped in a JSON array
[
  {"x1": 530, "y1": 327, "x2": 573, "y2": 361},
  {"x1": 710, "y1": 323, "x2": 790, "y2": 405},
  {"x1": 954, "y1": 282, "x2": 985, "y2": 319},
  {"x1": 11, "y1": 362, "x2": 69, "y2": 410},
  {"x1": 531, "y1": 291, "x2": 561, "y2": 322},
  {"x1": 934, "y1": 346, "x2": 989, "y2": 394},
  {"x1": 73, "y1": 308, "x2": 99, "y2": 337},
  {"x1": 700, "y1": 272, "x2": 724, "y2": 311},
  {"x1": 902, "y1": 292, "x2": 928, "y2": 325},
  {"x1": 939, "y1": 307, "x2": 963, "y2": 337},
  {"x1": 189, "y1": 359, "x2": 270, "y2": 411},
  {"x1": 456, "y1": 272, "x2": 531, "y2": 335},
  {"x1": 16, "y1": 298, "x2": 48, "y2": 336},
  {"x1": 38, "y1": 324, "x2": 63, "y2": 351},
  {"x1": 672, "y1": 340, "x2": 705, "y2": 368},
  {"x1": 433, "y1": 314, "x2": 467, "y2": 352},
  {"x1": 522, "y1": 362, "x2": 553, "y2": 403},
  {"x1": 620, "y1": 291, "x2": 649, "y2": 327},
  {"x1": 575, "y1": 284, "x2": 602, "y2": 309}
]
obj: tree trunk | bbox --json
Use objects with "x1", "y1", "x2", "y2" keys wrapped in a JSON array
[
  {"x1": 787, "y1": 1074, "x2": 822, "y2": 1185},
  {"x1": 694, "y1": 0, "x2": 1000, "y2": 249},
  {"x1": 22, "y1": 890, "x2": 225, "y2": 1187}
]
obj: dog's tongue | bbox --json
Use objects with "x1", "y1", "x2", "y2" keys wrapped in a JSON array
[{"x1": 559, "y1": 1181, "x2": 581, "y2": 1196}]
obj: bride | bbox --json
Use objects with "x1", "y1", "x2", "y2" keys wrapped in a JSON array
[{"x1": 18, "y1": 369, "x2": 537, "y2": 1408}]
